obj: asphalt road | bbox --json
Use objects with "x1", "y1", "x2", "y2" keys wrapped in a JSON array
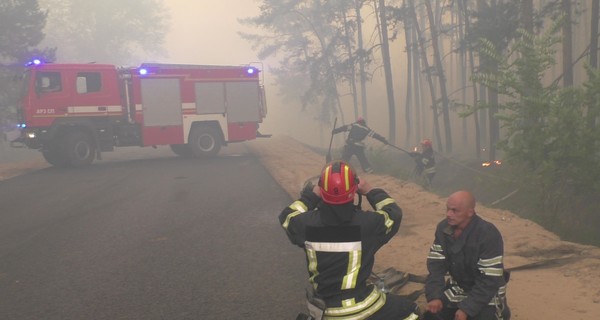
[{"x1": 0, "y1": 145, "x2": 308, "y2": 320}]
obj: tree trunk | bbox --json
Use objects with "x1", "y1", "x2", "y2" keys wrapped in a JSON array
[
  {"x1": 410, "y1": 0, "x2": 443, "y2": 152},
  {"x1": 342, "y1": 10, "x2": 359, "y2": 119},
  {"x1": 403, "y1": 0, "x2": 414, "y2": 146},
  {"x1": 562, "y1": 0, "x2": 573, "y2": 87},
  {"x1": 589, "y1": 0, "x2": 600, "y2": 130},
  {"x1": 459, "y1": 0, "x2": 481, "y2": 159},
  {"x1": 425, "y1": 0, "x2": 452, "y2": 152},
  {"x1": 377, "y1": 0, "x2": 397, "y2": 144},
  {"x1": 355, "y1": 0, "x2": 369, "y2": 118}
]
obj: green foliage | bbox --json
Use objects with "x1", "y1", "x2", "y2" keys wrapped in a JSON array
[
  {"x1": 0, "y1": 0, "x2": 55, "y2": 107},
  {"x1": 470, "y1": 20, "x2": 600, "y2": 243},
  {"x1": 0, "y1": 0, "x2": 52, "y2": 64},
  {"x1": 240, "y1": 0, "x2": 369, "y2": 124}
]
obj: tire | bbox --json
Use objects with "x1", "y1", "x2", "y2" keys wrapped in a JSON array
[
  {"x1": 42, "y1": 143, "x2": 68, "y2": 167},
  {"x1": 170, "y1": 144, "x2": 192, "y2": 157},
  {"x1": 188, "y1": 126, "x2": 222, "y2": 157},
  {"x1": 62, "y1": 131, "x2": 96, "y2": 167}
]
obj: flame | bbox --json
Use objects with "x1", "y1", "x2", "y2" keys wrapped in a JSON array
[{"x1": 481, "y1": 160, "x2": 502, "y2": 167}]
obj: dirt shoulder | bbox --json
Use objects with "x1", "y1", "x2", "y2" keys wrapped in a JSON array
[
  {"x1": 246, "y1": 135, "x2": 600, "y2": 320},
  {"x1": 0, "y1": 159, "x2": 48, "y2": 181}
]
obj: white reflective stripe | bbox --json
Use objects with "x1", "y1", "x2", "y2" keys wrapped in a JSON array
[
  {"x1": 424, "y1": 167, "x2": 436, "y2": 174},
  {"x1": 342, "y1": 251, "x2": 361, "y2": 290},
  {"x1": 444, "y1": 288, "x2": 466, "y2": 302},
  {"x1": 282, "y1": 201, "x2": 307, "y2": 230},
  {"x1": 446, "y1": 280, "x2": 508, "y2": 305},
  {"x1": 305, "y1": 241, "x2": 361, "y2": 252},
  {"x1": 374, "y1": 198, "x2": 395, "y2": 211},
  {"x1": 67, "y1": 105, "x2": 122, "y2": 113},
  {"x1": 374, "y1": 198, "x2": 396, "y2": 233},
  {"x1": 376, "y1": 210, "x2": 394, "y2": 234},
  {"x1": 182, "y1": 102, "x2": 195, "y2": 110},
  {"x1": 427, "y1": 252, "x2": 446, "y2": 260},
  {"x1": 498, "y1": 285, "x2": 507, "y2": 295},
  {"x1": 431, "y1": 244, "x2": 443, "y2": 252},
  {"x1": 307, "y1": 248, "x2": 319, "y2": 283},
  {"x1": 479, "y1": 256, "x2": 503, "y2": 267},
  {"x1": 291, "y1": 200, "x2": 308, "y2": 213},
  {"x1": 342, "y1": 298, "x2": 356, "y2": 307},
  {"x1": 479, "y1": 267, "x2": 504, "y2": 276},
  {"x1": 282, "y1": 211, "x2": 301, "y2": 230},
  {"x1": 403, "y1": 313, "x2": 420, "y2": 320},
  {"x1": 324, "y1": 288, "x2": 384, "y2": 318}
]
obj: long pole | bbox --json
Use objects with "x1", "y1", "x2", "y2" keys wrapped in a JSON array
[{"x1": 325, "y1": 118, "x2": 337, "y2": 163}]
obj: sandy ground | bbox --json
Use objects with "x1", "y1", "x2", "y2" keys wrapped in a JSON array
[
  {"x1": 245, "y1": 136, "x2": 600, "y2": 320},
  {"x1": 2, "y1": 135, "x2": 600, "y2": 319}
]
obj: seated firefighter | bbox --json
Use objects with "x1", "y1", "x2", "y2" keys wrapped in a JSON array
[
  {"x1": 332, "y1": 117, "x2": 388, "y2": 173},
  {"x1": 423, "y1": 190, "x2": 510, "y2": 320},
  {"x1": 279, "y1": 160, "x2": 420, "y2": 320}
]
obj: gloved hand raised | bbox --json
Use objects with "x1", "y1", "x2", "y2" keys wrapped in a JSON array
[{"x1": 301, "y1": 180, "x2": 315, "y2": 197}]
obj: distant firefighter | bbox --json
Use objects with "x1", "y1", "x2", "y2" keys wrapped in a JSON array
[
  {"x1": 410, "y1": 139, "x2": 436, "y2": 187},
  {"x1": 332, "y1": 117, "x2": 388, "y2": 173}
]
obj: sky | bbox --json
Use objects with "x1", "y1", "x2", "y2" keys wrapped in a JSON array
[
  {"x1": 163, "y1": 1, "x2": 325, "y2": 145},
  {"x1": 163, "y1": 1, "x2": 262, "y2": 65}
]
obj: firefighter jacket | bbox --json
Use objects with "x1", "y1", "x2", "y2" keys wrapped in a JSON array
[
  {"x1": 279, "y1": 187, "x2": 402, "y2": 318},
  {"x1": 425, "y1": 214, "x2": 508, "y2": 317},
  {"x1": 410, "y1": 148, "x2": 435, "y2": 175},
  {"x1": 332, "y1": 122, "x2": 387, "y2": 147}
]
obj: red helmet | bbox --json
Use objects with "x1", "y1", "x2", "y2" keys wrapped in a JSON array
[
  {"x1": 356, "y1": 116, "x2": 366, "y2": 125},
  {"x1": 318, "y1": 161, "x2": 358, "y2": 205},
  {"x1": 421, "y1": 139, "x2": 432, "y2": 148}
]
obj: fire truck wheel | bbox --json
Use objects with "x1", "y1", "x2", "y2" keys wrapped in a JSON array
[
  {"x1": 189, "y1": 126, "x2": 222, "y2": 157},
  {"x1": 63, "y1": 131, "x2": 96, "y2": 166},
  {"x1": 42, "y1": 144, "x2": 68, "y2": 167},
  {"x1": 170, "y1": 144, "x2": 192, "y2": 157}
]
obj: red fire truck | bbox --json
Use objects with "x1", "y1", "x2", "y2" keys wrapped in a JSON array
[{"x1": 13, "y1": 61, "x2": 268, "y2": 167}]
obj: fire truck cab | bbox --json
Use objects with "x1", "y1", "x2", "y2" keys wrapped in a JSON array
[{"x1": 15, "y1": 61, "x2": 268, "y2": 167}]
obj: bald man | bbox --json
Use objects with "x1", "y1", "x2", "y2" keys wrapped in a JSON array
[{"x1": 423, "y1": 191, "x2": 511, "y2": 320}]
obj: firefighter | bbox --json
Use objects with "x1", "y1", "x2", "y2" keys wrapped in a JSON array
[
  {"x1": 332, "y1": 117, "x2": 388, "y2": 173},
  {"x1": 423, "y1": 190, "x2": 510, "y2": 320},
  {"x1": 410, "y1": 139, "x2": 436, "y2": 187},
  {"x1": 279, "y1": 161, "x2": 420, "y2": 320}
]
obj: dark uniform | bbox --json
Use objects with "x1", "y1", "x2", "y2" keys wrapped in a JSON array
[
  {"x1": 410, "y1": 147, "x2": 436, "y2": 187},
  {"x1": 332, "y1": 120, "x2": 387, "y2": 173},
  {"x1": 279, "y1": 187, "x2": 419, "y2": 320},
  {"x1": 424, "y1": 215, "x2": 510, "y2": 320}
]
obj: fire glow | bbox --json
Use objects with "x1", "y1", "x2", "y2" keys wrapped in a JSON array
[{"x1": 482, "y1": 160, "x2": 502, "y2": 167}]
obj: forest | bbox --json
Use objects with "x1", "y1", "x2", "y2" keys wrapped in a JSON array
[
  {"x1": 240, "y1": 0, "x2": 600, "y2": 245},
  {"x1": 1, "y1": 0, "x2": 599, "y2": 245}
]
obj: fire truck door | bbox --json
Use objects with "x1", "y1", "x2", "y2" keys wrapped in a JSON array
[
  {"x1": 225, "y1": 82, "x2": 261, "y2": 123},
  {"x1": 140, "y1": 78, "x2": 184, "y2": 146}
]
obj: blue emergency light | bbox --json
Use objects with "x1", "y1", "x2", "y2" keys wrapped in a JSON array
[
  {"x1": 246, "y1": 67, "x2": 255, "y2": 75},
  {"x1": 25, "y1": 59, "x2": 43, "y2": 66},
  {"x1": 139, "y1": 68, "x2": 148, "y2": 75}
]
